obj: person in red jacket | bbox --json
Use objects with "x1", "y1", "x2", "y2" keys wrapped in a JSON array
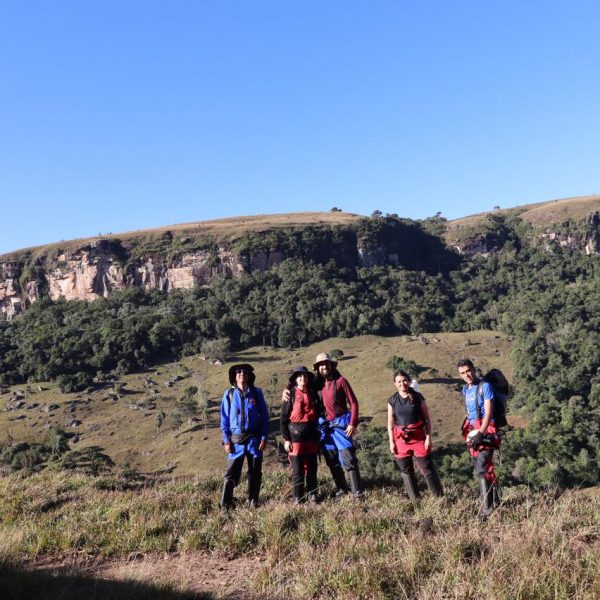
[{"x1": 280, "y1": 366, "x2": 320, "y2": 504}]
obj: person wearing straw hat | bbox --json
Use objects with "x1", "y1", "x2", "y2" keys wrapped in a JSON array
[
  {"x1": 280, "y1": 366, "x2": 321, "y2": 503},
  {"x1": 283, "y1": 353, "x2": 364, "y2": 498},
  {"x1": 313, "y1": 352, "x2": 364, "y2": 498},
  {"x1": 220, "y1": 363, "x2": 269, "y2": 509}
]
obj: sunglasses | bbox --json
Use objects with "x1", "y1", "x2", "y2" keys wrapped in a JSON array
[{"x1": 235, "y1": 369, "x2": 249, "y2": 375}]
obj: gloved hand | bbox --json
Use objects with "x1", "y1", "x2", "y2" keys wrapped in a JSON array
[{"x1": 466, "y1": 429, "x2": 484, "y2": 447}]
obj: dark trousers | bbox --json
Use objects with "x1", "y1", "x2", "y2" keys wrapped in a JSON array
[
  {"x1": 395, "y1": 454, "x2": 443, "y2": 498},
  {"x1": 289, "y1": 453, "x2": 318, "y2": 501},
  {"x1": 222, "y1": 451, "x2": 263, "y2": 506},
  {"x1": 473, "y1": 448, "x2": 497, "y2": 483},
  {"x1": 323, "y1": 446, "x2": 360, "y2": 489}
]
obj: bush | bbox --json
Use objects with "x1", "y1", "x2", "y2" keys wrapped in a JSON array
[
  {"x1": 385, "y1": 356, "x2": 426, "y2": 378},
  {"x1": 0, "y1": 442, "x2": 51, "y2": 472},
  {"x1": 57, "y1": 372, "x2": 93, "y2": 394}
]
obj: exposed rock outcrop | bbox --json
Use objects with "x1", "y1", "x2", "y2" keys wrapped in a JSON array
[{"x1": 3, "y1": 208, "x2": 598, "y2": 319}]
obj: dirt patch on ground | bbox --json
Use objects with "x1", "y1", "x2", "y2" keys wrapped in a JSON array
[{"x1": 21, "y1": 552, "x2": 267, "y2": 599}]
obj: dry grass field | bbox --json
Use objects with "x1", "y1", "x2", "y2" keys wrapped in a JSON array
[
  {"x1": 0, "y1": 471, "x2": 598, "y2": 599},
  {"x1": 0, "y1": 331, "x2": 514, "y2": 478}
]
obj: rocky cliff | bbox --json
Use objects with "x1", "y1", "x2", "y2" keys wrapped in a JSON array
[
  {"x1": 0, "y1": 239, "x2": 282, "y2": 319},
  {"x1": 2, "y1": 219, "x2": 440, "y2": 320},
  {"x1": 3, "y1": 204, "x2": 600, "y2": 319}
]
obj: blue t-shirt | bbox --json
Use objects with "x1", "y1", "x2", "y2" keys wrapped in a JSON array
[{"x1": 462, "y1": 381, "x2": 494, "y2": 424}]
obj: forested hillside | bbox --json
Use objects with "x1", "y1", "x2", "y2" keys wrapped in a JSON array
[{"x1": 1, "y1": 207, "x2": 600, "y2": 489}]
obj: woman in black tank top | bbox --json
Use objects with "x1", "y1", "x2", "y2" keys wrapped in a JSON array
[{"x1": 387, "y1": 370, "x2": 443, "y2": 499}]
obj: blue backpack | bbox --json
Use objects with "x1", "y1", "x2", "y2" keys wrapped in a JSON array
[{"x1": 477, "y1": 368, "x2": 509, "y2": 428}]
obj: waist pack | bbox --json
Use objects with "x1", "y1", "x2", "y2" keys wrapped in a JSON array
[
  {"x1": 231, "y1": 430, "x2": 259, "y2": 445},
  {"x1": 393, "y1": 421, "x2": 426, "y2": 442},
  {"x1": 289, "y1": 422, "x2": 318, "y2": 443}
]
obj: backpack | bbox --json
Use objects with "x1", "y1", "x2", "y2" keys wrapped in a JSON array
[{"x1": 477, "y1": 368, "x2": 509, "y2": 428}]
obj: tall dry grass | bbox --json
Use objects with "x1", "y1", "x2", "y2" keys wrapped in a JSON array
[{"x1": 0, "y1": 470, "x2": 598, "y2": 599}]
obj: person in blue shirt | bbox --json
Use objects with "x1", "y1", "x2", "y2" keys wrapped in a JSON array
[
  {"x1": 458, "y1": 358, "x2": 501, "y2": 519},
  {"x1": 220, "y1": 363, "x2": 269, "y2": 509}
]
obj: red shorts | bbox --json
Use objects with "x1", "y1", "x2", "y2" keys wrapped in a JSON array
[{"x1": 393, "y1": 425, "x2": 429, "y2": 459}]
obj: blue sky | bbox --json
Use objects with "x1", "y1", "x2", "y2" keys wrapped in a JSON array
[{"x1": 1, "y1": 1, "x2": 599, "y2": 254}]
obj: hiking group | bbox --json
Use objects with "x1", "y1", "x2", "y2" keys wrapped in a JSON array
[{"x1": 220, "y1": 353, "x2": 506, "y2": 518}]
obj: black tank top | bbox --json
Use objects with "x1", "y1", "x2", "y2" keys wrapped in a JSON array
[{"x1": 388, "y1": 391, "x2": 424, "y2": 427}]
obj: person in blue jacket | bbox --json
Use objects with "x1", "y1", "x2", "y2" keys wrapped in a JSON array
[{"x1": 220, "y1": 363, "x2": 269, "y2": 509}]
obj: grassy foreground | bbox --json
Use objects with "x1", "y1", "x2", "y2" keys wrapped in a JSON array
[{"x1": 0, "y1": 469, "x2": 599, "y2": 599}]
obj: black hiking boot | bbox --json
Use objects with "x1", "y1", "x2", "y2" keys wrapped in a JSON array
[
  {"x1": 424, "y1": 471, "x2": 444, "y2": 497},
  {"x1": 220, "y1": 480, "x2": 236, "y2": 510},
  {"x1": 349, "y1": 469, "x2": 364, "y2": 499},
  {"x1": 401, "y1": 472, "x2": 420, "y2": 501},
  {"x1": 478, "y1": 477, "x2": 494, "y2": 519}
]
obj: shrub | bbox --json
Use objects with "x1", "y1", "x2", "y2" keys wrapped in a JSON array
[
  {"x1": 57, "y1": 372, "x2": 93, "y2": 393},
  {"x1": 385, "y1": 356, "x2": 426, "y2": 378}
]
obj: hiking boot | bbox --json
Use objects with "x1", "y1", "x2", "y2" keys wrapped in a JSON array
[
  {"x1": 401, "y1": 472, "x2": 420, "y2": 501},
  {"x1": 248, "y1": 499, "x2": 260, "y2": 508},
  {"x1": 478, "y1": 477, "x2": 494, "y2": 519},
  {"x1": 333, "y1": 488, "x2": 348, "y2": 501},
  {"x1": 348, "y1": 470, "x2": 364, "y2": 498},
  {"x1": 308, "y1": 493, "x2": 318, "y2": 504},
  {"x1": 423, "y1": 471, "x2": 444, "y2": 497},
  {"x1": 220, "y1": 480, "x2": 235, "y2": 510}
]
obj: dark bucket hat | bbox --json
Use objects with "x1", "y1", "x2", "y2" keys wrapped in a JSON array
[
  {"x1": 289, "y1": 366, "x2": 315, "y2": 385},
  {"x1": 228, "y1": 363, "x2": 255, "y2": 386}
]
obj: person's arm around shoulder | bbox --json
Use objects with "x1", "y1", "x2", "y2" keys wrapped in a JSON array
[
  {"x1": 257, "y1": 387, "x2": 269, "y2": 451},
  {"x1": 220, "y1": 389, "x2": 233, "y2": 454},
  {"x1": 280, "y1": 394, "x2": 293, "y2": 453}
]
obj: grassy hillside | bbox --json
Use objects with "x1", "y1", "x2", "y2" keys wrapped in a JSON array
[
  {"x1": 0, "y1": 331, "x2": 513, "y2": 477},
  {"x1": 1, "y1": 470, "x2": 598, "y2": 599},
  {"x1": 1, "y1": 211, "x2": 362, "y2": 260},
  {"x1": 5, "y1": 194, "x2": 600, "y2": 261},
  {"x1": 444, "y1": 194, "x2": 600, "y2": 246}
]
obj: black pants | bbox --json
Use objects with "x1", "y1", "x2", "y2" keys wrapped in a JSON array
[
  {"x1": 395, "y1": 454, "x2": 437, "y2": 478},
  {"x1": 223, "y1": 451, "x2": 263, "y2": 503},
  {"x1": 289, "y1": 453, "x2": 318, "y2": 501}
]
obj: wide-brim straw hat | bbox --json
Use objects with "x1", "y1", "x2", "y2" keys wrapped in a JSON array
[
  {"x1": 228, "y1": 363, "x2": 256, "y2": 386},
  {"x1": 313, "y1": 352, "x2": 338, "y2": 371}
]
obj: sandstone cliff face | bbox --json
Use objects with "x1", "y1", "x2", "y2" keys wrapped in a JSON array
[
  {"x1": 0, "y1": 239, "x2": 291, "y2": 319},
  {"x1": 452, "y1": 211, "x2": 600, "y2": 258},
  {"x1": 0, "y1": 263, "x2": 24, "y2": 319}
]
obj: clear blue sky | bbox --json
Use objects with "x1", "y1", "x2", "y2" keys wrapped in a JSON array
[{"x1": 2, "y1": 1, "x2": 599, "y2": 254}]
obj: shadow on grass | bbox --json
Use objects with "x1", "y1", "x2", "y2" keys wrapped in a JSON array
[
  {"x1": 0, "y1": 562, "x2": 212, "y2": 600},
  {"x1": 419, "y1": 377, "x2": 463, "y2": 385},
  {"x1": 228, "y1": 354, "x2": 280, "y2": 364}
]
